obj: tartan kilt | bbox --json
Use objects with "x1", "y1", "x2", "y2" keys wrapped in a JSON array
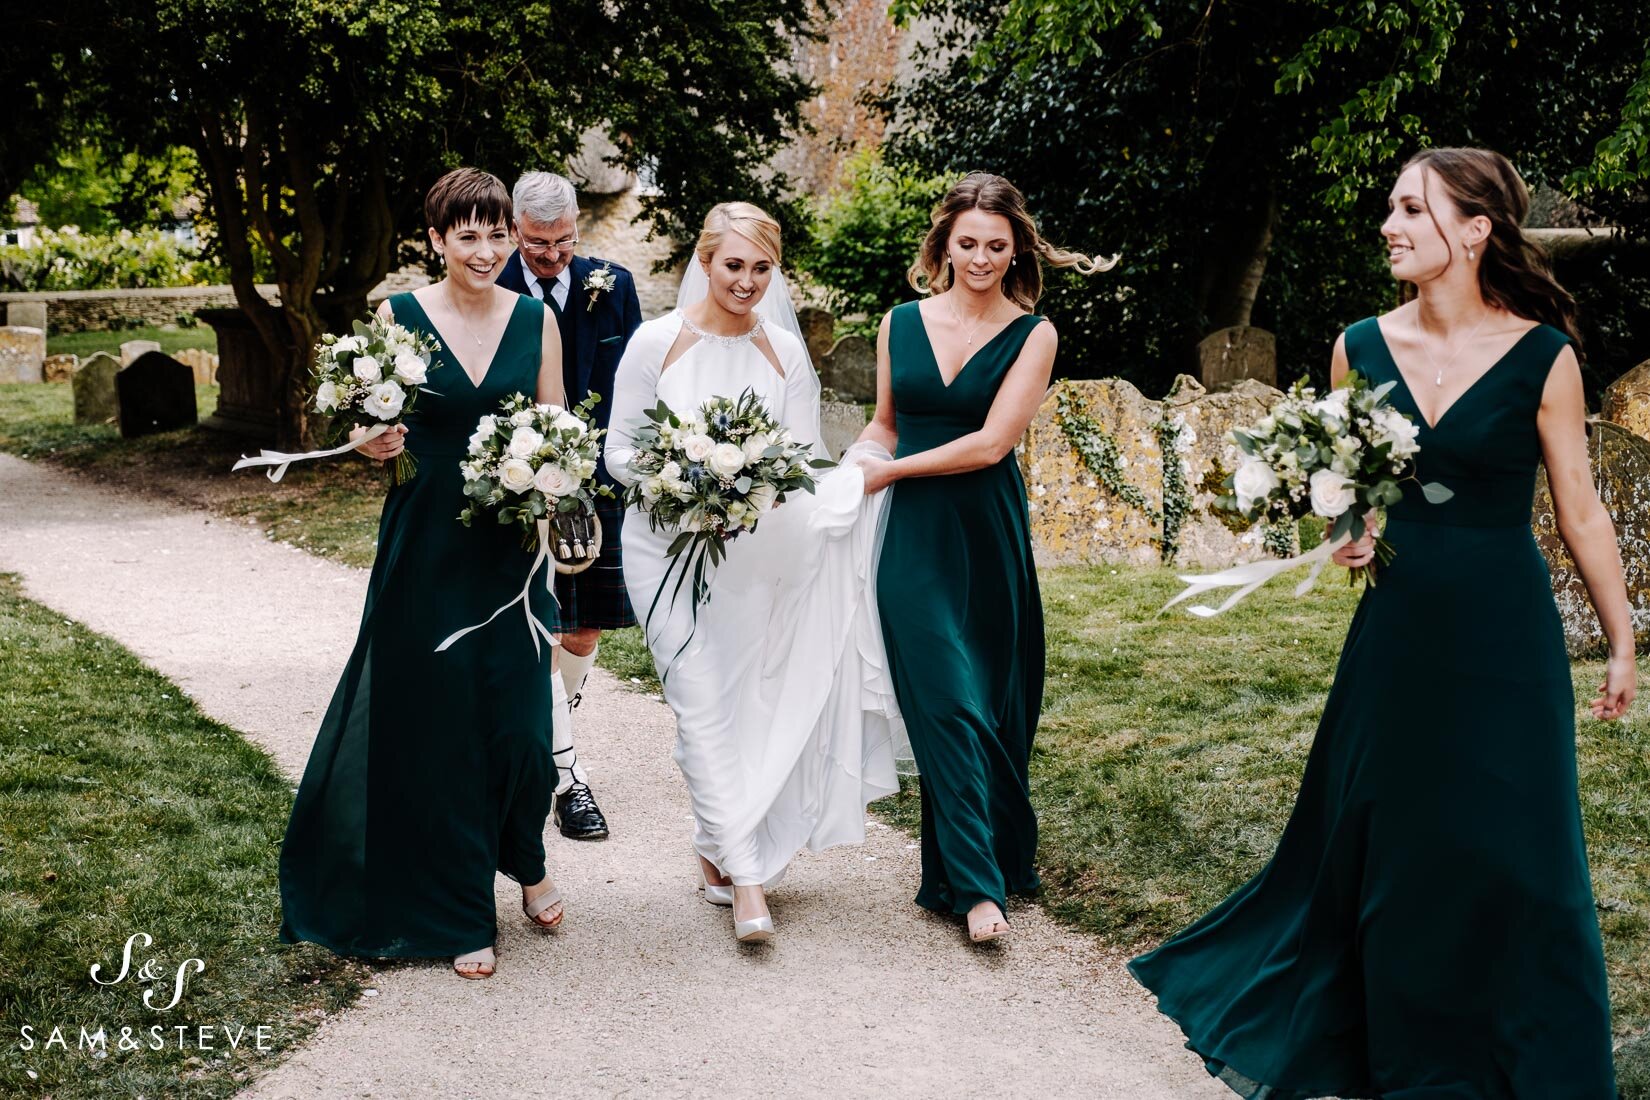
[{"x1": 553, "y1": 490, "x2": 636, "y2": 631}]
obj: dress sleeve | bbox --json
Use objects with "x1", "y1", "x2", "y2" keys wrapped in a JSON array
[
  {"x1": 780, "y1": 335, "x2": 826, "y2": 457},
  {"x1": 604, "y1": 319, "x2": 668, "y2": 488}
]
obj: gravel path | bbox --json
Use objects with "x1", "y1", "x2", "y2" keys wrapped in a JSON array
[{"x1": 0, "y1": 452, "x2": 1223, "y2": 1099}]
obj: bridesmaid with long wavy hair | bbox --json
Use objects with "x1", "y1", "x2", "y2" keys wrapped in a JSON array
[
  {"x1": 855, "y1": 173, "x2": 1113, "y2": 944},
  {"x1": 1132, "y1": 147, "x2": 1638, "y2": 1097}
]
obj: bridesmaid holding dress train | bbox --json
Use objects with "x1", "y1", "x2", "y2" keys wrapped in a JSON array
[
  {"x1": 855, "y1": 174, "x2": 1113, "y2": 944},
  {"x1": 1132, "y1": 148, "x2": 1639, "y2": 1097}
]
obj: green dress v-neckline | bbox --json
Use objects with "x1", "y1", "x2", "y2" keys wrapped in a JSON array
[
  {"x1": 913, "y1": 303, "x2": 1037, "y2": 389},
  {"x1": 1370, "y1": 320, "x2": 1545, "y2": 432},
  {"x1": 397, "y1": 291, "x2": 529, "y2": 392}
]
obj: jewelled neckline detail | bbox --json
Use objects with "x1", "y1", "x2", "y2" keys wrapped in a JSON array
[{"x1": 679, "y1": 311, "x2": 763, "y2": 346}]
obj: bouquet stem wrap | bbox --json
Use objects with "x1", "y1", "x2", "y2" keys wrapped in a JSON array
[
  {"x1": 1162, "y1": 531, "x2": 1352, "y2": 618},
  {"x1": 231, "y1": 424, "x2": 389, "y2": 483},
  {"x1": 435, "y1": 517, "x2": 560, "y2": 656}
]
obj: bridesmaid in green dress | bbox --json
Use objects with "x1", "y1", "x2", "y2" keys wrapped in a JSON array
[
  {"x1": 856, "y1": 174, "x2": 1114, "y2": 944},
  {"x1": 280, "y1": 169, "x2": 569, "y2": 980},
  {"x1": 1132, "y1": 148, "x2": 1639, "y2": 1096}
]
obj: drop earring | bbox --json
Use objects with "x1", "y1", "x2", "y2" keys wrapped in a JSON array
[{"x1": 1465, "y1": 243, "x2": 1476, "y2": 260}]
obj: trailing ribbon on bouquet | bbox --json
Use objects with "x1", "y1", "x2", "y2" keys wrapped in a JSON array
[
  {"x1": 1162, "y1": 532, "x2": 1352, "y2": 618},
  {"x1": 435, "y1": 517, "x2": 560, "y2": 656},
  {"x1": 231, "y1": 424, "x2": 389, "y2": 484}
]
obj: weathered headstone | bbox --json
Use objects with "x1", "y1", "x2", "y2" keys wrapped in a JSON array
[
  {"x1": 1198, "y1": 326, "x2": 1278, "y2": 391},
  {"x1": 120, "y1": 339, "x2": 163, "y2": 367},
  {"x1": 6, "y1": 301, "x2": 48, "y2": 331},
  {"x1": 116, "y1": 352, "x2": 197, "y2": 438},
  {"x1": 1533, "y1": 420, "x2": 1650, "y2": 655},
  {"x1": 1601, "y1": 359, "x2": 1650, "y2": 443},
  {"x1": 173, "y1": 346, "x2": 219, "y2": 385},
  {"x1": 820, "y1": 334, "x2": 877, "y2": 401},
  {"x1": 73, "y1": 353, "x2": 120, "y2": 425},
  {"x1": 0, "y1": 325, "x2": 46, "y2": 383},
  {"x1": 43, "y1": 353, "x2": 77, "y2": 383},
  {"x1": 797, "y1": 306, "x2": 836, "y2": 368},
  {"x1": 819, "y1": 400, "x2": 867, "y2": 461}
]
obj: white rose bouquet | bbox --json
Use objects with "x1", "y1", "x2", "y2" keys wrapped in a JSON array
[
  {"x1": 312, "y1": 315, "x2": 442, "y2": 484},
  {"x1": 1165, "y1": 371, "x2": 1452, "y2": 617},
  {"x1": 457, "y1": 391, "x2": 610, "y2": 558},
  {"x1": 622, "y1": 387, "x2": 832, "y2": 638}
]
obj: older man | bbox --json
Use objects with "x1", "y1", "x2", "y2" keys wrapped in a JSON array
[{"x1": 497, "y1": 171, "x2": 642, "y2": 840}]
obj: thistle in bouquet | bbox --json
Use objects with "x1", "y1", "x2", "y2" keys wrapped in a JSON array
[
  {"x1": 458, "y1": 391, "x2": 612, "y2": 549},
  {"x1": 312, "y1": 316, "x2": 442, "y2": 484},
  {"x1": 622, "y1": 387, "x2": 834, "y2": 637},
  {"x1": 1218, "y1": 370, "x2": 1453, "y2": 586}
]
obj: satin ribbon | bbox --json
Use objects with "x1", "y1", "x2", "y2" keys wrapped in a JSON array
[
  {"x1": 231, "y1": 423, "x2": 389, "y2": 483},
  {"x1": 435, "y1": 517, "x2": 560, "y2": 656},
  {"x1": 1162, "y1": 531, "x2": 1352, "y2": 618}
]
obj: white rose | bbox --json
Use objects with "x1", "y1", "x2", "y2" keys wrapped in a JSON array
[
  {"x1": 498, "y1": 458, "x2": 537, "y2": 494},
  {"x1": 554, "y1": 411, "x2": 584, "y2": 434},
  {"x1": 461, "y1": 460, "x2": 484, "y2": 481},
  {"x1": 708, "y1": 442, "x2": 746, "y2": 478},
  {"x1": 659, "y1": 460, "x2": 684, "y2": 485},
  {"x1": 507, "y1": 426, "x2": 544, "y2": 458},
  {"x1": 641, "y1": 476, "x2": 664, "y2": 503},
  {"x1": 1309, "y1": 468, "x2": 1357, "y2": 518},
  {"x1": 511, "y1": 410, "x2": 535, "y2": 427},
  {"x1": 361, "y1": 380, "x2": 405, "y2": 420},
  {"x1": 534, "y1": 463, "x2": 579, "y2": 497},
  {"x1": 742, "y1": 432, "x2": 773, "y2": 463},
  {"x1": 333, "y1": 335, "x2": 363, "y2": 355},
  {"x1": 1232, "y1": 459, "x2": 1279, "y2": 513},
  {"x1": 314, "y1": 380, "x2": 340, "y2": 413},
  {"x1": 352, "y1": 355, "x2": 382, "y2": 384},
  {"x1": 1376, "y1": 408, "x2": 1421, "y2": 458},
  {"x1": 392, "y1": 352, "x2": 427, "y2": 385},
  {"x1": 746, "y1": 482, "x2": 779, "y2": 515},
  {"x1": 682, "y1": 434, "x2": 716, "y2": 463},
  {"x1": 467, "y1": 430, "x2": 488, "y2": 455},
  {"x1": 477, "y1": 415, "x2": 498, "y2": 435}
]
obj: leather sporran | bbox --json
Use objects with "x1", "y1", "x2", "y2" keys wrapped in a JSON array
[{"x1": 550, "y1": 506, "x2": 602, "y2": 575}]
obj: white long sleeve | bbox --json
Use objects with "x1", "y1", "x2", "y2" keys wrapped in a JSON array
[
  {"x1": 603, "y1": 314, "x2": 679, "y2": 488},
  {"x1": 776, "y1": 329, "x2": 826, "y2": 458}
]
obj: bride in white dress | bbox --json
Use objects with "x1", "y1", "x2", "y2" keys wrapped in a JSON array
[{"x1": 604, "y1": 202, "x2": 903, "y2": 943}]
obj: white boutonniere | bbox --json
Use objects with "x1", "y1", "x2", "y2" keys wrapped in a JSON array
[{"x1": 583, "y1": 262, "x2": 618, "y2": 313}]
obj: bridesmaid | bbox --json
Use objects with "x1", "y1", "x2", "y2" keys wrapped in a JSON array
[
  {"x1": 856, "y1": 173, "x2": 1112, "y2": 943},
  {"x1": 1131, "y1": 147, "x2": 1639, "y2": 1096},
  {"x1": 279, "y1": 168, "x2": 568, "y2": 980}
]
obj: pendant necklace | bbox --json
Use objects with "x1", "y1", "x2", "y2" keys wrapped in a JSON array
[
  {"x1": 947, "y1": 295, "x2": 995, "y2": 345},
  {"x1": 1414, "y1": 306, "x2": 1490, "y2": 387},
  {"x1": 446, "y1": 283, "x2": 487, "y2": 346}
]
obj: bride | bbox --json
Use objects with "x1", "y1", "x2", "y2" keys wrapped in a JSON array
[{"x1": 604, "y1": 202, "x2": 903, "y2": 943}]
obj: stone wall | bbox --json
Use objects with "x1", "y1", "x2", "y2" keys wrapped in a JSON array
[{"x1": 0, "y1": 285, "x2": 278, "y2": 334}]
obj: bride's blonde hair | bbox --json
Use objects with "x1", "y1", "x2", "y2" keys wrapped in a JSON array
[
  {"x1": 909, "y1": 173, "x2": 1115, "y2": 309},
  {"x1": 695, "y1": 202, "x2": 784, "y2": 266}
]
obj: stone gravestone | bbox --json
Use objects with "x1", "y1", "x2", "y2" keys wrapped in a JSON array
[
  {"x1": 120, "y1": 339, "x2": 163, "y2": 367},
  {"x1": 1601, "y1": 358, "x2": 1650, "y2": 443},
  {"x1": 173, "y1": 346, "x2": 219, "y2": 384},
  {"x1": 821, "y1": 334, "x2": 877, "y2": 401},
  {"x1": 73, "y1": 353, "x2": 120, "y2": 425},
  {"x1": 0, "y1": 325, "x2": 46, "y2": 383},
  {"x1": 1198, "y1": 326, "x2": 1277, "y2": 391},
  {"x1": 1532, "y1": 420, "x2": 1650, "y2": 655},
  {"x1": 116, "y1": 352, "x2": 197, "y2": 438},
  {"x1": 818, "y1": 400, "x2": 868, "y2": 461},
  {"x1": 797, "y1": 306, "x2": 836, "y2": 369},
  {"x1": 7, "y1": 301, "x2": 48, "y2": 331},
  {"x1": 43, "y1": 353, "x2": 77, "y2": 383}
]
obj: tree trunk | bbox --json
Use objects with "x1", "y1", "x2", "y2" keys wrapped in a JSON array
[{"x1": 1197, "y1": 182, "x2": 1280, "y2": 332}]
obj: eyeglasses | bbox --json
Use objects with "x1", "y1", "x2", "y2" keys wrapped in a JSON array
[{"x1": 520, "y1": 236, "x2": 579, "y2": 255}]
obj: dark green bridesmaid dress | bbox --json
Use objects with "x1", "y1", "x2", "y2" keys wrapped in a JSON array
[
  {"x1": 1131, "y1": 318, "x2": 1615, "y2": 1098},
  {"x1": 279, "y1": 291, "x2": 560, "y2": 959},
  {"x1": 877, "y1": 300, "x2": 1046, "y2": 916}
]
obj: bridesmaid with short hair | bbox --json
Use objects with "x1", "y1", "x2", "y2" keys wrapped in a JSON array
[
  {"x1": 1132, "y1": 147, "x2": 1638, "y2": 1097},
  {"x1": 855, "y1": 173, "x2": 1113, "y2": 944}
]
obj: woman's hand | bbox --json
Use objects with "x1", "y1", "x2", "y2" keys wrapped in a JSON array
[
  {"x1": 352, "y1": 423, "x2": 407, "y2": 462},
  {"x1": 856, "y1": 456, "x2": 897, "y2": 495},
  {"x1": 1328, "y1": 510, "x2": 1380, "y2": 569},
  {"x1": 1591, "y1": 653, "x2": 1638, "y2": 721}
]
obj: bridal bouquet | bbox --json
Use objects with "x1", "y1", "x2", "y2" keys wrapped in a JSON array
[
  {"x1": 622, "y1": 388, "x2": 833, "y2": 641},
  {"x1": 436, "y1": 392, "x2": 609, "y2": 655},
  {"x1": 1165, "y1": 371, "x2": 1452, "y2": 616},
  {"x1": 231, "y1": 314, "x2": 440, "y2": 484}
]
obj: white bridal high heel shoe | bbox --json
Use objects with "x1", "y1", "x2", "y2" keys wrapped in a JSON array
[
  {"x1": 700, "y1": 868, "x2": 733, "y2": 907},
  {"x1": 732, "y1": 885, "x2": 775, "y2": 943}
]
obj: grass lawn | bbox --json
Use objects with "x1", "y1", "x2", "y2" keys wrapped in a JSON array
[
  {"x1": 3, "y1": 380, "x2": 1646, "y2": 1082},
  {"x1": 47, "y1": 326, "x2": 217, "y2": 362},
  {"x1": 0, "y1": 575, "x2": 367, "y2": 1098}
]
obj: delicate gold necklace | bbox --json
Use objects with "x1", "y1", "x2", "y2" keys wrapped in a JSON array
[
  {"x1": 445, "y1": 284, "x2": 489, "y2": 347},
  {"x1": 1414, "y1": 305, "x2": 1491, "y2": 387},
  {"x1": 947, "y1": 294, "x2": 1000, "y2": 346}
]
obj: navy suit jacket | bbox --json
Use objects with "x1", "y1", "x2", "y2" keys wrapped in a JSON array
[{"x1": 497, "y1": 250, "x2": 643, "y2": 481}]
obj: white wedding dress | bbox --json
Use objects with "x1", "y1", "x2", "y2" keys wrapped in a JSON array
[{"x1": 605, "y1": 310, "x2": 903, "y2": 886}]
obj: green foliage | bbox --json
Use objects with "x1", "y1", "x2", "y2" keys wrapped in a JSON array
[
  {"x1": 1568, "y1": 49, "x2": 1650, "y2": 194},
  {"x1": 800, "y1": 148, "x2": 949, "y2": 328},
  {"x1": 0, "y1": 228, "x2": 225, "y2": 291},
  {"x1": 17, "y1": 144, "x2": 201, "y2": 234}
]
